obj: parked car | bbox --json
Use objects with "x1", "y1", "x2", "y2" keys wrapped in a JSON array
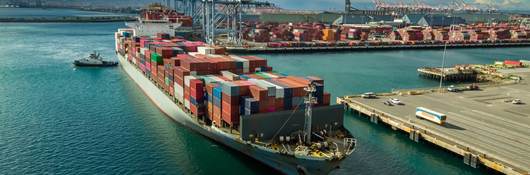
[
  {"x1": 389, "y1": 98, "x2": 403, "y2": 105},
  {"x1": 466, "y1": 84, "x2": 479, "y2": 91},
  {"x1": 361, "y1": 92, "x2": 377, "y2": 99},
  {"x1": 512, "y1": 99, "x2": 523, "y2": 105},
  {"x1": 383, "y1": 101, "x2": 393, "y2": 106},
  {"x1": 447, "y1": 85, "x2": 460, "y2": 92}
]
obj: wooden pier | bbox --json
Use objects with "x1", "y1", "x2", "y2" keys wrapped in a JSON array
[
  {"x1": 337, "y1": 80, "x2": 530, "y2": 175},
  {"x1": 417, "y1": 67, "x2": 478, "y2": 82}
]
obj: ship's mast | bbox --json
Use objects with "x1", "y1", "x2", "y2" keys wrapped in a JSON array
[{"x1": 303, "y1": 83, "x2": 317, "y2": 145}]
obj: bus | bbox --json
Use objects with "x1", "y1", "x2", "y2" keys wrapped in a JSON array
[{"x1": 415, "y1": 107, "x2": 447, "y2": 125}]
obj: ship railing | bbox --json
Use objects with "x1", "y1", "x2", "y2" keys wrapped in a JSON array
[{"x1": 343, "y1": 138, "x2": 356, "y2": 155}]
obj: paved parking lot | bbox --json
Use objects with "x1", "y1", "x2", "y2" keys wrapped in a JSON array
[{"x1": 354, "y1": 81, "x2": 530, "y2": 173}]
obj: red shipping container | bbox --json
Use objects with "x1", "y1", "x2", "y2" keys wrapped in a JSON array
[
  {"x1": 249, "y1": 85, "x2": 267, "y2": 100},
  {"x1": 190, "y1": 79, "x2": 204, "y2": 100},
  {"x1": 259, "y1": 96, "x2": 275, "y2": 113},
  {"x1": 164, "y1": 58, "x2": 181, "y2": 67},
  {"x1": 151, "y1": 64, "x2": 158, "y2": 77},
  {"x1": 173, "y1": 66, "x2": 190, "y2": 80},
  {"x1": 180, "y1": 55, "x2": 210, "y2": 72},
  {"x1": 213, "y1": 105, "x2": 222, "y2": 127},
  {"x1": 222, "y1": 94, "x2": 239, "y2": 106},
  {"x1": 232, "y1": 81, "x2": 252, "y2": 96},
  {"x1": 190, "y1": 104, "x2": 204, "y2": 117},
  {"x1": 276, "y1": 78, "x2": 305, "y2": 97},
  {"x1": 221, "y1": 101, "x2": 239, "y2": 125},
  {"x1": 323, "y1": 92, "x2": 331, "y2": 105},
  {"x1": 305, "y1": 76, "x2": 324, "y2": 84},
  {"x1": 275, "y1": 97, "x2": 284, "y2": 111},
  {"x1": 207, "y1": 102, "x2": 213, "y2": 120}
]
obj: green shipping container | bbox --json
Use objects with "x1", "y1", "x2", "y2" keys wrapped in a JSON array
[
  {"x1": 255, "y1": 72, "x2": 270, "y2": 79},
  {"x1": 151, "y1": 52, "x2": 163, "y2": 64}
]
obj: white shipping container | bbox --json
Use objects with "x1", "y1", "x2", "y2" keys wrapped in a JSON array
[
  {"x1": 202, "y1": 75, "x2": 225, "y2": 84},
  {"x1": 248, "y1": 79, "x2": 276, "y2": 97},
  {"x1": 221, "y1": 71, "x2": 240, "y2": 80},
  {"x1": 185, "y1": 99, "x2": 191, "y2": 109},
  {"x1": 174, "y1": 82, "x2": 184, "y2": 103},
  {"x1": 229, "y1": 55, "x2": 250, "y2": 73},
  {"x1": 198, "y1": 46, "x2": 215, "y2": 55},
  {"x1": 260, "y1": 80, "x2": 284, "y2": 98},
  {"x1": 184, "y1": 75, "x2": 197, "y2": 87}
]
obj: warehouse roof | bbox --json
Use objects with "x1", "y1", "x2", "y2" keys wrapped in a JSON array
[
  {"x1": 418, "y1": 14, "x2": 466, "y2": 26},
  {"x1": 403, "y1": 14, "x2": 425, "y2": 24}
]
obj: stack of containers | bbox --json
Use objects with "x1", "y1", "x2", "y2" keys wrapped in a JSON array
[
  {"x1": 275, "y1": 77, "x2": 306, "y2": 109},
  {"x1": 248, "y1": 79, "x2": 276, "y2": 112},
  {"x1": 180, "y1": 54, "x2": 211, "y2": 75},
  {"x1": 174, "y1": 66, "x2": 191, "y2": 103},
  {"x1": 119, "y1": 33, "x2": 335, "y2": 127},
  {"x1": 239, "y1": 56, "x2": 268, "y2": 73},
  {"x1": 189, "y1": 79, "x2": 204, "y2": 117},
  {"x1": 157, "y1": 65, "x2": 165, "y2": 90},
  {"x1": 181, "y1": 41, "x2": 205, "y2": 52},
  {"x1": 243, "y1": 97, "x2": 259, "y2": 115},
  {"x1": 221, "y1": 82, "x2": 241, "y2": 126},
  {"x1": 213, "y1": 85, "x2": 223, "y2": 126},
  {"x1": 164, "y1": 58, "x2": 180, "y2": 97},
  {"x1": 229, "y1": 55, "x2": 250, "y2": 73},
  {"x1": 184, "y1": 75, "x2": 197, "y2": 110},
  {"x1": 249, "y1": 85, "x2": 268, "y2": 113},
  {"x1": 156, "y1": 47, "x2": 184, "y2": 58}
]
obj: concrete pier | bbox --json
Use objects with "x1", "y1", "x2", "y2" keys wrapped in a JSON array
[
  {"x1": 338, "y1": 72, "x2": 530, "y2": 175},
  {"x1": 226, "y1": 42, "x2": 530, "y2": 53}
]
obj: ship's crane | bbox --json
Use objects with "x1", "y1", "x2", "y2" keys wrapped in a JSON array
[
  {"x1": 344, "y1": 0, "x2": 359, "y2": 13},
  {"x1": 303, "y1": 83, "x2": 317, "y2": 145}
]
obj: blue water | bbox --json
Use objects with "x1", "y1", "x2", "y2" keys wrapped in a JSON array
[
  {"x1": 0, "y1": 8, "x2": 131, "y2": 17},
  {"x1": 1, "y1": 21, "x2": 527, "y2": 174}
]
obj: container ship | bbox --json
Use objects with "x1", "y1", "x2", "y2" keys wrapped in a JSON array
[{"x1": 114, "y1": 5, "x2": 355, "y2": 175}]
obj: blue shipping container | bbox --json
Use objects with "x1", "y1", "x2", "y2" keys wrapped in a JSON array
[{"x1": 213, "y1": 87, "x2": 223, "y2": 99}]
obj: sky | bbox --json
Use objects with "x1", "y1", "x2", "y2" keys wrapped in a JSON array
[{"x1": 267, "y1": 0, "x2": 530, "y2": 11}]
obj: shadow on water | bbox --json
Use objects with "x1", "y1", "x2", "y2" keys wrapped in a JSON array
[{"x1": 170, "y1": 121, "x2": 279, "y2": 175}]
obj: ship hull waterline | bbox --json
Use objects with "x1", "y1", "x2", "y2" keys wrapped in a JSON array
[{"x1": 116, "y1": 54, "x2": 344, "y2": 175}]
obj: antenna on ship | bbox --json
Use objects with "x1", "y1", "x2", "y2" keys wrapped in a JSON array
[{"x1": 303, "y1": 82, "x2": 318, "y2": 145}]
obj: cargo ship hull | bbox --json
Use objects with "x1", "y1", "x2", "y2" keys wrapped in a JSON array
[{"x1": 117, "y1": 54, "x2": 342, "y2": 175}]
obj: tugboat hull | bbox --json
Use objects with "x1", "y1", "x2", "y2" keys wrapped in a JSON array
[{"x1": 73, "y1": 61, "x2": 118, "y2": 67}]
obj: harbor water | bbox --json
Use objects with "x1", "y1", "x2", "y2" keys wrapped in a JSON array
[{"x1": 1, "y1": 21, "x2": 527, "y2": 174}]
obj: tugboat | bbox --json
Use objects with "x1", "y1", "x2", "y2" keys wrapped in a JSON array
[{"x1": 73, "y1": 51, "x2": 118, "y2": 67}]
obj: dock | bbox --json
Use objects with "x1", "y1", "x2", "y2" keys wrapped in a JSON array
[
  {"x1": 0, "y1": 16, "x2": 136, "y2": 23},
  {"x1": 417, "y1": 67, "x2": 478, "y2": 82},
  {"x1": 337, "y1": 72, "x2": 530, "y2": 175},
  {"x1": 226, "y1": 42, "x2": 530, "y2": 53}
]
